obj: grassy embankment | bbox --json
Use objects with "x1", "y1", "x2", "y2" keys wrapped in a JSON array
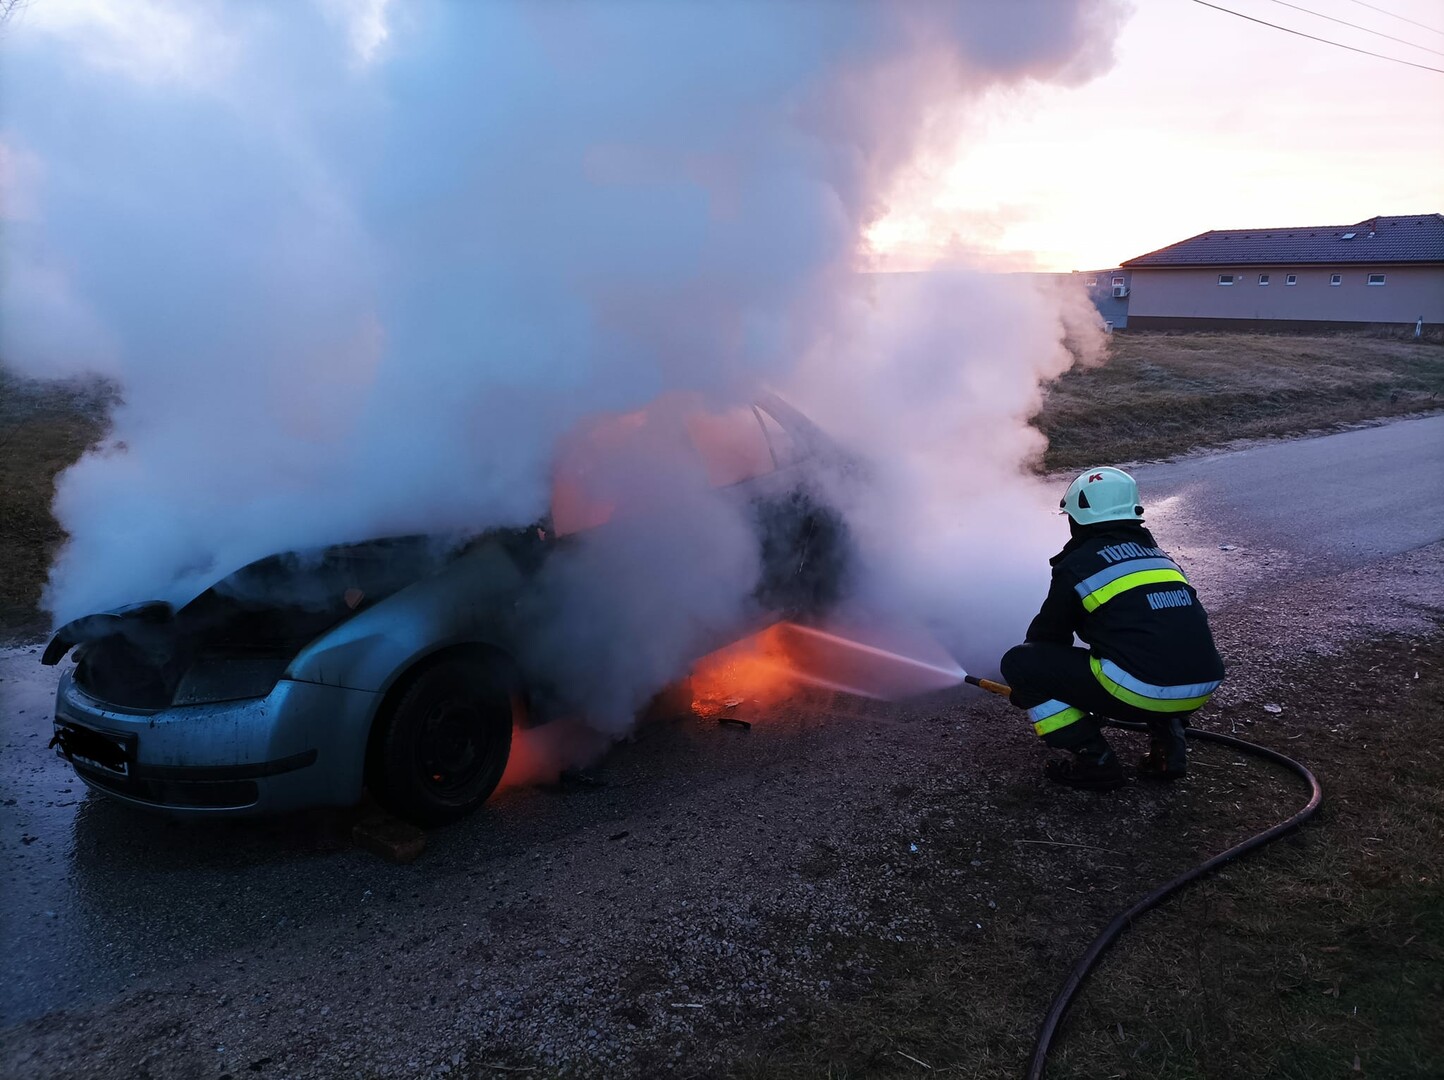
[
  {"x1": 1, "y1": 331, "x2": 1441, "y2": 636},
  {"x1": 1036, "y1": 331, "x2": 1444, "y2": 471},
  {"x1": 0, "y1": 368, "x2": 115, "y2": 638},
  {"x1": 731, "y1": 636, "x2": 1444, "y2": 1079}
]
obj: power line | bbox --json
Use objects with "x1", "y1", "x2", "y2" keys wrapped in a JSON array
[
  {"x1": 1264, "y1": 0, "x2": 1444, "y2": 56},
  {"x1": 1188, "y1": 0, "x2": 1444, "y2": 73},
  {"x1": 1341, "y1": 0, "x2": 1444, "y2": 37}
]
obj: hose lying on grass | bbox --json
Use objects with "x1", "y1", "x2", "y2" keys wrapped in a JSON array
[{"x1": 1024, "y1": 720, "x2": 1324, "y2": 1080}]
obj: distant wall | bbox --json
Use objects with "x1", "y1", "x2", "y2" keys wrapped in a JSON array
[
  {"x1": 1090, "y1": 271, "x2": 1129, "y2": 329},
  {"x1": 1125, "y1": 316, "x2": 1442, "y2": 333},
  {"x1": 1070, "y1": 269, "x2": 1129, "y2": 328},
  {"x1": 1127, "y1": 264, "x2": 1444, "y2": 326}
]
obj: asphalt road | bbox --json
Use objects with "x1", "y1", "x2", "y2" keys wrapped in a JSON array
[
  {"x1": 1136, "y1": 412, "x2": 1444, "y2": 573},
  {"x1": 2, "y1": 414, "x2": 1441, "y2": 1075}
]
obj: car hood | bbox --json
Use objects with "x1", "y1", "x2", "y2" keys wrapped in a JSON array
[{"x1": 43, "y1": 534, "x2": 463, "y2": 668}]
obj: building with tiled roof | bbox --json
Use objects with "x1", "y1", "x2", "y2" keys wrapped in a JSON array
[{"x1": 1118, "y1": 214, "x2": 1443, "y2": 332}]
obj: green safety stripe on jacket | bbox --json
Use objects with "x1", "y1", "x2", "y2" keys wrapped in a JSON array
[
  {"x1": 1075, "y1": 557, "x2": 1181, "y2": 600},
  {"x1": 1032, "y1": 706, "x2": 1086, "y2": 736},
  {"x1": 1089, "y1": 655, "x2": 1215, "y2": 713},
  {"x1": 1080, "y1": 568, "x2": 1189, "y2": 613}
]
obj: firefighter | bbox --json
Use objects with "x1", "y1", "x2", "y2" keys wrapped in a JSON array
[{"x1": 1000, "y1": 467, "x2": 1225, "y2": 791}]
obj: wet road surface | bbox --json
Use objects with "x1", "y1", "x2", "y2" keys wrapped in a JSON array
[
  {"x1": 1136, "y1": 413, "x2": 1444, "y2": 572},
  {"x1": 2, "y1": 414, "x2": 1441, "y2": 1068}
]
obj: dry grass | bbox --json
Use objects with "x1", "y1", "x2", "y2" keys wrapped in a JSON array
[
  {"x1": 1037, "y1": 332, "x2": 1444, "y2": 471},
  {"x1": 0, "y1": 366, "x2": 115, "y2": 638},
  {"x1": 1046, "y1": 642, "x2": 1444, "y2": 1080},
  {"x1": 727, "y1": 635, "x2": 1444, "y2": 1079}
]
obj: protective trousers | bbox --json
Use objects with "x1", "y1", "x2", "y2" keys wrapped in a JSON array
[{"x1": 1000, "y1": 641, "x2": 1185, "y2": 751}]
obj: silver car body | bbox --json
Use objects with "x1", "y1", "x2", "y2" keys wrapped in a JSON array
[
  {"x1": 47, "y1": 394, "x2": 851, "y2": 817},
  {"x1": 51, "y1": 538, "x2": 534, "y2": 815}
]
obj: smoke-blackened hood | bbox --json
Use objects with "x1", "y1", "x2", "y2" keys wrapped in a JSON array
[{"x1": 43, "y1": 535, "x2": 469, "y2": 709}]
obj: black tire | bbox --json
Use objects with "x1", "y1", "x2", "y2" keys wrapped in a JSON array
[{"x1": 370, "y1": 655, "x2": 516, "y2": 827}]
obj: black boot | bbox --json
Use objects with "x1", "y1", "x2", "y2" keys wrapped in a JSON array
[
  {"x1": 1138, "y1": 717, "x2": 1188, "y2": 781},
  {"x1": 1042, "y1": 715, "x2": 1126, "y2": 792},
  {"x1": 1045, "y1": 749, "x2": 1126, "y2": 791}
]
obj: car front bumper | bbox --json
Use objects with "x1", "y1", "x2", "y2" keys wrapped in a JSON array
[{"x1": 52, "y1": 668, "x2": 379, "y2": 817}]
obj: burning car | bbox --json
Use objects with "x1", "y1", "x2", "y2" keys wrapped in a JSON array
[{"x1": 44, "y1": 394, "x2": 852, "y2": 825}]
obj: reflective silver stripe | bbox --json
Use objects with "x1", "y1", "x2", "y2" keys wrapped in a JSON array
[
  {"x1": 1095, "y1": 658, "x2": 1221, "y2": 701},
  {"x1": 1028, "y1": 699, "x2": 1074, "y2": 722},
  {"x1": 1074, "y1": 558, "x2": 1184, "y2": 600}
]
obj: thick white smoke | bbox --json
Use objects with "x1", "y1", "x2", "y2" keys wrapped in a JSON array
[
  {"x1": 1, "y1": 1, "x2": 1125, "y2": 727},
  {"x1": 787, "y1": 270, "x2": 1107, "y2": 671}
]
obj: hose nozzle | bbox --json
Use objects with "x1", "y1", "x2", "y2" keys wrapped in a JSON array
[{"x1": 964, "y1": 674, "x2": 1012, "y2": 699}]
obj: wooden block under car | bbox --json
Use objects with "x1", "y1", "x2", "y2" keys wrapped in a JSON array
[{"x1": 353, "y1": 813, "x2": 427, "y2": 864}]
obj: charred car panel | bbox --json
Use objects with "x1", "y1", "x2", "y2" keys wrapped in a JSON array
[
  {"x1": 284, "y1": 535, "x2": 534, "y2": 694},
  {"x1": 46, "y1": 535, "x2": 474, "y2": 709}
]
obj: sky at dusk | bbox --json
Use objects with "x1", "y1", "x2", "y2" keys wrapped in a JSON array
[
  {"x1": 4, "y1": 0, "x2": 1440, "y2": 277},
  {"x1": 868, "y1": 0, "x2": 1444, "y2": 272}
]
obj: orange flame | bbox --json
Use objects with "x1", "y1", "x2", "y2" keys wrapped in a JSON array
[
  {"x1": 689, "y1": 620, "x2": 966, "y2": 718},
  {"x1": 497, "y1": 622, "x2": 965, "y2": 790},
  {"x1": 688, "y1": 623, "x2": 801, "y2": 718},
  {"x1": 498, "y1": 716, "x2": 614, "y2": 791},
  {"x1": 498, "y1": 724, "x2": 564, "y2": 789}
]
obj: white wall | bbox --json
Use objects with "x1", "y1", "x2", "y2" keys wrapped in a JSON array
[{"x1": 1128, "y1": 265, "x2": 1443, "y2": 324}]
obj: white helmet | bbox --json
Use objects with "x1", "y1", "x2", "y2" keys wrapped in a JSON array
[{"x1": 1060, "y1": 466, "x2": 1143, "y2": 525}]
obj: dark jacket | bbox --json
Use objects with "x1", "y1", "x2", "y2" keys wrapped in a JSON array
[{"x1": 1027, "y1": 520, "x2": 1225, "y2": 689}]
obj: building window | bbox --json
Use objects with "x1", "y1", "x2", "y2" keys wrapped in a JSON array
[
  {"x1": 1285, "y1": 274, "x2": 1297, "y2": 285},
  {"x1": 1330, "y1": 274, "x2": 1342, "y2": 286},
  {"x1": 1367, "y1": 273, "x2": 1386, "y2": 286},
  {"x1": 1258, "y1": 274, "x2": 1270, "y2": 286},
  {"x1": 1112, "y1": 276, "x2": 1125, "y2": 287},
  {"x1": 1218, "y1": 274, "x2": 1235, "y2": 286}
]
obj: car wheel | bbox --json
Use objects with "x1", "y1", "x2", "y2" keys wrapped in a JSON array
[{"x1": 370, "y1": 655, "x2": 516, "y2": 827}]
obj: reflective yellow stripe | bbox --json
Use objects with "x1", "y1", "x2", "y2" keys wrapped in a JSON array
[
  {"x1": 1080, "y1": 568, "x2": 1188, "y2": 613},
  {"x1": 1033, "y1": 706, "x2": 1085, "y2": 736},
  {"x1": 1090, "y1": 656, "x2": 1214, "y2": 713}
]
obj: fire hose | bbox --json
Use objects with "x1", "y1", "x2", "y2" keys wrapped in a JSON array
[{"x1": 962, "y1": 675, "x2": 1324, "y2": 1080}]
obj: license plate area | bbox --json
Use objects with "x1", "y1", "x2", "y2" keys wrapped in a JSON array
[{"x1": 54, "y1": 721, "x2": 135, "y2": 777}]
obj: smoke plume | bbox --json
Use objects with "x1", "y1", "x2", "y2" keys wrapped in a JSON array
[{"x1": 2, "y1": 1, "x2": 1124, "y2": 729}]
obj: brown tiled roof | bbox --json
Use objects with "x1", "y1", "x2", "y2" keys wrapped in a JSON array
[{"x1": 1122, "y1": 214, "x2": 1444, "y2": 267}]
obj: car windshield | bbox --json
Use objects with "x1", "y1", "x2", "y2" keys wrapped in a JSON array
[{"x1": 550, "y1": 398, "x2": 804, "y2": 537}]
